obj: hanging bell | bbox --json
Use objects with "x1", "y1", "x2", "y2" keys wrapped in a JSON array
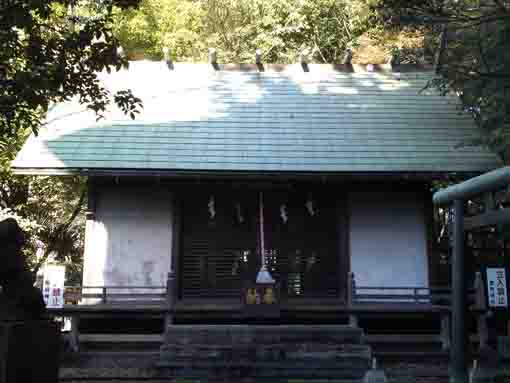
[{"x1": 256, "y1": 264, "x2": 275, "y2": 284}]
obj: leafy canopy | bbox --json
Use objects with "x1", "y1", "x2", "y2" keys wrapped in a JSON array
[
  {"x1": 373, "y1": 0, "x2": 510, "y2": 162},
  {"x1": 0, "y1": 0, "x2": 145, "y2": 278},
  {"x1": 0, "y1": 0, "x2": 143, "y2": 144},
  {"x1": 113, "y1": 0, "x2": 375, "y2": 63}
]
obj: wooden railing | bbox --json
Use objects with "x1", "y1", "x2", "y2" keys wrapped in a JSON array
[
  {"x1": 346, "y1": 271, "x2": 491, "y2": 353},
  {"x1": 54, "y1": 271, "x2": 508, "y2": 357},
  {"x1": 351, "y1": 285, "x2": 454, "y2": 304},
  {"x1": 346, "y1": 272, "x2": 483, "y2": 307},
  {"x1": 65, "y1": 285, "x2": 167, "y2": 305}
]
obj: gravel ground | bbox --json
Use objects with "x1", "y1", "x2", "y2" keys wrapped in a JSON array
[{"x1": 58, "y1": 352, "x2": 510, "y2": 383}]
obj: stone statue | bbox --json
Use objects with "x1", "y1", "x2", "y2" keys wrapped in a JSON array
[{"x1": 0, "y1": 218, "x2": 46, "y2": 320}]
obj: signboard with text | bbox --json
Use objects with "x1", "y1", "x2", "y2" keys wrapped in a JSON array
[
  {"x1": 42, "y1": 265, "x2": 66, "y2": 309},
  {"x1": 485, "y1": 267, "x2": 509, "y2": 310}
]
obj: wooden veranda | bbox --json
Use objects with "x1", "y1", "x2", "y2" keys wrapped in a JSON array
[{"x1": 49, "y1": 271, "x2": 498, "y2": 356}]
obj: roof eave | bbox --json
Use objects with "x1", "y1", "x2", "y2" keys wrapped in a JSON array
[{"x1": 11, "y1": 167, "x2": 485, "y2": 181}]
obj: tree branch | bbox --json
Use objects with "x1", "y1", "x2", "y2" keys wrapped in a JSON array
[{"x1": 32, "y1": 186, "x2": 86, "y2": 275}]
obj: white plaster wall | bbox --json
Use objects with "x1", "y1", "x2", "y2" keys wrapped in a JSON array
[
  {"x1": 82, "y1": 185, "x2": 173, "y2": 289},
  {"x1": 349, "y1": 190, "x2": 429, "y2": 288}
]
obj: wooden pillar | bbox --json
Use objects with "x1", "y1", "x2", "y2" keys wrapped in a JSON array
[
  {"x1": 451, "y1": 199, "x2": 468, "y2": 383},
  {"x1": 441, "y1": 312, "x2": 451, "y2": 351},
  {"x1": 347, "y1": 272, "x2": 358, "y2": 327},
  {"x1": 170, "y1": 193, "x2": 181, "y2": 302},
  {"x1": 70, "y1": 314, "x2": 80, "y2": 352},
  {"x1": 165, "y1": 192, "x2": 181, "y2": 330},
  {"x1": 86, "y1": 178, "x2": 97, "y2": 221},
  {"x1": 165, "y1": 271, "x2": 176, "y2": 328},
  {"x1": 338, "y1": 195, "x2": 350, "y2": 305}
]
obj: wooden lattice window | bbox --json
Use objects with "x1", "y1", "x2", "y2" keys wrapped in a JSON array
[{"x1": 179, "y1": 186, "x2": 344, "y2": 300}]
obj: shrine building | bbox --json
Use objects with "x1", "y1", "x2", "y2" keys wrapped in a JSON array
[{"x1": 12, "y1": 59, "x2": 499, "y2": 321}]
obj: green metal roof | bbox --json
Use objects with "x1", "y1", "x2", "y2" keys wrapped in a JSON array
[{"x1": 12, "y1": 62, "x2": 500, "y2": 175}]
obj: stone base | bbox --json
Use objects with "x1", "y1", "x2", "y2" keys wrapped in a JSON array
[
  {"x1": 0, "y1": 320, "x2": 60, "y2": 383},
  {"x1": 469, "y1": 367, "x2": 497, "y2": 383},
  {"x1": 159, "y1": 325, "x2": 372, "y2": 381}
]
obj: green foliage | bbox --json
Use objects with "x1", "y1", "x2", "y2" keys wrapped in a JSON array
[
  {"x1": 0, "y1": 123, "x2": 86, "y2": 279},
  {"x1": 373, "y1": 0, "x2": 510, "y2": 163},
  {"x1": 0, "y1": 0, "x2": 147, "y2": 281},
  {"x1": 0, "y1": 0, "x2": 143, "y2": 142},
  {"x1": 0, "y1": 170, "x2": 86, "y2": 279},
  {"x1": 113, "y1": 0, "x2": 374, "y2": 63},
  {"x1": 113, "y1": 0, "x2": 204, "y2": 60}
]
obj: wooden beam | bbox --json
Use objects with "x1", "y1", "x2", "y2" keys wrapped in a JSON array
[
  {"x1": 171, "y1": 192, "x2": 182, "y2": 301},
  {"x1": 388, "y1": 49, "x2": 400, "y2": 67},
  {"x1": 165, "y1": 271, "x2": 175, "y2": 329},
  {"x1": 342, "y1": 49, "x2": 353, "y2": 65},
  {"x1": 86, "y1": 178, "x2": 97, "y2": 220},
  {"x1": 255, "y1": 49, "x2": 262, "y2": 65},
  {"x1": 255, "y1": 49, "x2": 264, "y2": 72},
  {"x1": 299, "y1": 50, "x2": 310, "y2": 72},
  {"x1": 464, "y1": 207, "x2": 510, "y2": 230},
  {"x1": 299, "y1": 50, "x2": 308, "y2": 64},
  {"x1": 337, "y1": 193, "x2": 350, "y2": 302},
  {"x1": 433, "y1": 166, "x2": 510, "y2": 206},
  {"x1": 435, "y1": 24, "x2": 448, "y2": 74},
  {"x1": 208, "y1": 48, "x2": 218, "y2": 70},
  {"x1": 79, "y1": 334, "x2": 163, "y2": 343},
  {"x1": 163, "y1": 46, "x2": 173, "y2": 70},
  {"x1": 440, "y1": 312, "x2": 451, "y2": 351},
  {"x1": 208, "y1": 48, "x2": 217, "y2": 63},
  {"x1": 483, "y1": 191, "x2": 495, "y2": 211},
  {"x1": 70, "y1": 314, "x2": 80, "y2": 352}
]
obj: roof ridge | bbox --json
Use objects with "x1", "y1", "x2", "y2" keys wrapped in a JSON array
[{"x1": 127, "y1": 60, "x2": 435, "y2": 73}]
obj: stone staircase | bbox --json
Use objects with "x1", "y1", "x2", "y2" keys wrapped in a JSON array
[{"x1": 157, "y1": 325, "x2": 372, "y2": 382}]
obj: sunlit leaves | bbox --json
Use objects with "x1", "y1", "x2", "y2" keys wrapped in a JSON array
[
  {"x1": 114, "y1": 89, "x2": 143, "y2": 119},
  {"x1": 112, "y1": 0, "x2": 374, "y2": 63},
  {"x1": 0, "y1": 0, "x2": 143, "y2": 280},
  {"x1": 375, "y1": 0, "x2": 510, "y2": 163},
  {"x1": 0, "y1": 0, "x2": 142, "y2": 143}
]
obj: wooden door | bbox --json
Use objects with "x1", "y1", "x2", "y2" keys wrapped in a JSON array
[
  {"x1": 179, "y1": 186, "x2": 344, "y2": 300},
  {"x1": 264, "y1": 189, "x2": 341, "y2": 298},
  {"x1": 180, "y1": 188, "x2": 259, "y2": 299}
]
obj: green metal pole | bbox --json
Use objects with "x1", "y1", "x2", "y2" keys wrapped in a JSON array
[{"x1": 451, "y1": 199, "x2": 468, "y2": 383}]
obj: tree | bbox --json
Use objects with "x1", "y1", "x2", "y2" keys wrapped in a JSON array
[
  {"x1": 0, "y1": 0, "x2": 149, "y2": 281},
  {"x1": 372, "y1": 0, "x2": 510, "y2": 163},
  {"x1": 113, "y1": 0, "x2": 375, "y2": 63},
  {"x1": 0, "y1": 135, "x2": 87, "y2": 280},
  {"x1": 0, "y1": 0, "x2": 143, "y2": 144}
]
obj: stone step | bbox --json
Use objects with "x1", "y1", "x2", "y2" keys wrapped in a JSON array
[
  {"x1": 156, "y1": 366, "x2": 368, "y2": 380},
  {"x1": 160, "y1": 348, "x2": 371, "y2": 361},
  {"x1": 159, "y1": 324, "x2": 371, "y2": 381},
  {"x1": 164, "y1": 324, "x2": 365, "y2": 345},
  {"x1": 156, "y1": 358, "x2": 371, "y2": 378}
]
